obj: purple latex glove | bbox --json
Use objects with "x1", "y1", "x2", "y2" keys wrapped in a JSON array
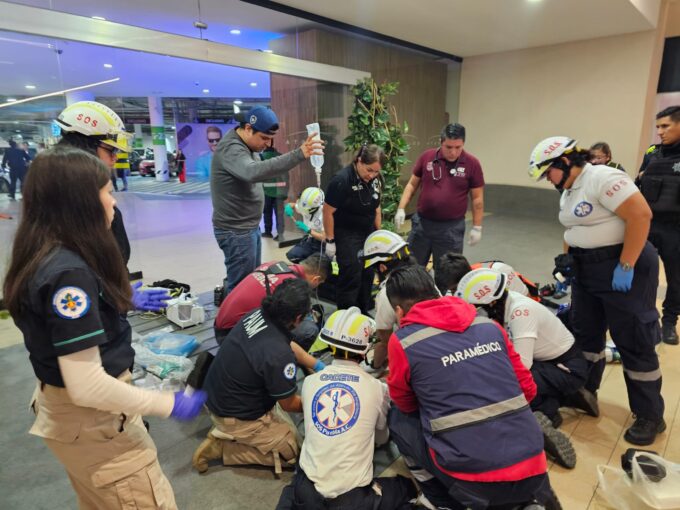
[
  {"x1": 171, "y1": 389, "x2": 207, "y2": 420},
  {"x1": 131, "y1": 281, "x2": 171, "y2": 312}
]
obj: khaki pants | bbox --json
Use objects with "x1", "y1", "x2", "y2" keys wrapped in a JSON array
[
  {"x1": 208, "y1": 407, "x2": 299, "y2": 474},
  {"x1": 30, "y1": 376, "x2": 177, "y2": 510}
]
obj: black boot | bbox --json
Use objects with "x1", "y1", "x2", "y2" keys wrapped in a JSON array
[
  {"x1": 662, "y1": 323, "x2": 679, "y2": 345},
  {"x1": 624, "y1": 416, "x2": 666, "y2": 446},
  {"x1": 534, "y1": 411, "x2": 576, "y2": 469},
  {"x1": 567, "y1": 388, "x2": 599, "y2": 417}
]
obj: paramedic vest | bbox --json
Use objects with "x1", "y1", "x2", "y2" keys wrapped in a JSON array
[
  {"x1": 640, "y1": 153, "x2": 680, "y2": 214},
  {"x1": 395, "y1": 315, "x2": 544, "y2": 474}
]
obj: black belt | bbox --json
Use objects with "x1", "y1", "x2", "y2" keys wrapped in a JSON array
[
  {"x1": 550, "y1": 343, "x2": 582, "y2": 365},
  {"x1": 568, "y1": 244, "x2": 622, "y2": 263}
]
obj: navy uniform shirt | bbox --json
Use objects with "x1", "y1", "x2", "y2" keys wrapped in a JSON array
[
  {"x1": 325, "y1": 165, "x2": 381, "y2": 234},
  {"x1": 16, "y1": 248, "x2": 134, "y2": 387},
  {"x1": 204, "y1": 308, "x2": 298, "y2": 420}
]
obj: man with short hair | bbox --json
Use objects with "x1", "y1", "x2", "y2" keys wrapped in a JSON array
[
  {"x1": 395, "y1": 123, "x2": 485, "y2": 272},
  {"x1": 210, "y1": 106, "x2": 323, "y2": 294},
  {"x1": 2, "y1": 139, "x2": 31, "y2": 201},
  {"x1": 638, "y1": 105, "x2": 680, "y2": 345}
]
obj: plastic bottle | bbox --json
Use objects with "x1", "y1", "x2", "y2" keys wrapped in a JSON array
[
  {"x1": 306, "y1": 123, "x2": 324, "y2": 186},
  {"x1": 605, "y1": 346, "x2": 621, "y2": 363}
]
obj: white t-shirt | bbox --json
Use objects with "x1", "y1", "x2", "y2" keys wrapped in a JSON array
[
  {"x1": 559, "y1": 163, "x2": 637, "y2": 249},
  {"x1": 299, "y1": 360, "x2": 389, "y2": 499},
  {"x1": 303, "y1": 208, "x2": 324, "y2": 233},
  {"x1": 503, "y1": 291, "x2": 575, "y2": 369},
  {"x1": 374, "y1": 282, "x2": 397, "y2": 331}
]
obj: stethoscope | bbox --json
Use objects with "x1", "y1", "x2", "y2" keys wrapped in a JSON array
[
  {"x1": 427, "y1": 149, "x2": 460, "y2": 182},
  {"x1": 353, "y1": 164, "x2": 381, "y2": 206}
]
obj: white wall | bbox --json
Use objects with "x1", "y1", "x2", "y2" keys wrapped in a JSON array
[{"x1": 459, "y1": 30, "x2": 659, "y2": 186}]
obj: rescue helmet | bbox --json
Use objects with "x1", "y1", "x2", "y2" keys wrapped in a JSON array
[
  {"x1": 360, "y1": 230, "x2": 409, "y2": 269},
  {"x1": 56, "y1": 101, "x2": 132, "y2": 151},
  {"x1": 319, "y1": 307, "x2": 375, "y2": 355},
  {"x1": 454, "y1": 268, "x2": 507, "y2": 305},
  {"x1": 296, "y1": 187, "x2": 324, "y2": 215},
  {"x1": 528, "y1": 136, "x2": 578, "y2": 181},
  {"x1": 486, "y1": 262, "x2": 529, "y2": 295}
]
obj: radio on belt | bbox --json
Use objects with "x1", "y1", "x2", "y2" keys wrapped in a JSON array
[{"x1": 165, "y1": 294, "x2": 206, "y2": 328}]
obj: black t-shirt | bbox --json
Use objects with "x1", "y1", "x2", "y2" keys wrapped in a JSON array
[
  {"x1": 16, "y1": 248, "x2": 135, "y2": 387},
  {"x1": 204, "y1": 308, "x2": 298, "y2": 420},
  {"x1": 325, "y1": 165, "x2": 381, "y2": 233}
]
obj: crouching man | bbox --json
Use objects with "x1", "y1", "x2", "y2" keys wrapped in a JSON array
[
  {"x1": 192, "y1": 279, "x2": 311, "y2": 474},
  {"x1": 385, "y1": 265, "x2": 561, "y2": 510},
  {"x1": 277, "y1": 307, "x2": 416, "y2": 510}
]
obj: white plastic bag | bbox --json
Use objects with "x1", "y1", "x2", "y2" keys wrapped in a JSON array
[{"x1": 132, "y1": 343, "x2": 194, "y2": 382}]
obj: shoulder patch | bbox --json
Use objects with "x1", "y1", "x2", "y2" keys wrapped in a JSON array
[
  {"x1": 283, "y1": 362, "x2": 297, "y2": 380},
  {"x1": 52, "y1": 286, "x2": 91, "y2": 320}
]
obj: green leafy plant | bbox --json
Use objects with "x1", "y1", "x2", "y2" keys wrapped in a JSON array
[{"x1": 344, "y1": 78, "x2": 409, "y2": 232}]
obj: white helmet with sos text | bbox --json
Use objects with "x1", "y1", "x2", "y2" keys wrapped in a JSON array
[
  {"x1": 360, "y1": 230, "x2": 409, "y2": 269},
  {"x1": 296, "y1": 187, "x2": 324, "y2": 215},
  {"x1": 528, "y1": 136, "x2": 577, "y2": 181},
  {"x1": 455, "y1": 268, "x2": 507, "y2": 305},
  {"x1": 56, "y1": 101, "x2": 131, "y2": 151},
  {"x1": 319, "y1": 307, "x2": 375, "y2": 355},
  {"x1": 479, "y1": 261, "x2": 529, "y2": 296}
]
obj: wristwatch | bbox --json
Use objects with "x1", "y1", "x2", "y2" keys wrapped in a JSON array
[
  {"x1": 325, "y1": 238, "x2": 335, "y2": 244},
  {"x1": 620, "y1": 262, "x2": 633, "y2": 272}
]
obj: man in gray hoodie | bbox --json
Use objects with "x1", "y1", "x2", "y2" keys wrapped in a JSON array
[{"x1": 211, "y1": 106, "x2": 322, "y2": 294}]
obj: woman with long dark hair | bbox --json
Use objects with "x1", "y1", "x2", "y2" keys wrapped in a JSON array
[{"x1": 3, "y1": 147, "x2": 206, "y2": 509}]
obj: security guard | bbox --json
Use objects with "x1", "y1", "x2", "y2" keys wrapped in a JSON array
[
  {"x1": 193, "y1": 279, "x2": 310, "y2": 474},
  {"x1": 385, "y1": 265, "x2": 557, "y2": 509},
  {"x1": 3, "y1": 147, "x2": 206, "y2": 509},
  {"x1": 323, "y1": 144, "x2": 384, "y2": 313},
  {"x1": 638, "y1": 105, "x2": 680, "y2": 345},
  {"x1": 529, "y1": 136, "x2": 665, "y2": 446},
  {"x1": 276, "y1": 308, "x2": 416, "y2": 510}
]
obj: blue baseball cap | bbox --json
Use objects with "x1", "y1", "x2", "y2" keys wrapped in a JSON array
[{"x1": 246, "y1": 106, "x2": 279, "y2": 134}]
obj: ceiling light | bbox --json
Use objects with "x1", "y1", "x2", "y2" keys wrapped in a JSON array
[
  {"x1": 92, "y1": 16, "x2": 106, "y2": 20},
  {"x1": 15, "y1": 130, "x2": 20, "y2": 132},
  {"x1": 233, "y1": 100, "x2": 243, "y2": 105},
  {"x1": 103, "y1": 63, "x2": 113, "y2": 68},
  {"x1": 230, "y1": 29, "x2": 241, "y2": 35},
  {"x1": 25, "y1": 85, "x2": 36, "y2": 89},
  {"x1": 233, "y1": 105, "x2": 241, "y2": 114},
  {"x1": 262, "y1": 49, "x2": 273, "y2": 54},
  {"x1": 0, "y1": 78, "x2": 120, "y2": 109},
  {"x1": 249, "y1": 82, "x2": 257, "y2": 87},
  {"x1": 202, "y1": 88, "x2": 210, "y2": 93},
  {"x1": 6, "y1": 98, "x2": 16, "y2": 102}
]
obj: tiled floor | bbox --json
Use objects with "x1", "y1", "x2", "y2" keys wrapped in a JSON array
[{"x1": 1, "y1": 184, "x2": 678, "y2": 509}]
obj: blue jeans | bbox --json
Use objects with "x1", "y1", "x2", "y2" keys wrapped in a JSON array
[{"x1": 214, "y1": 227, "x2": 262, "y2": 294}]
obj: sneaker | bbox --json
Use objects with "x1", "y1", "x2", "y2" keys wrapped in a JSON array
[
  {"x1": 534, "y1": 411, "x2": 576, "y2": 469},
  {"x1": 662, "y1": 323, "x2": 679, "y2": 345},
  {"x1": 261, "y1": 232, "x2": 273, "y2": 238},
  {"x1": 192, "y1": 435, "x2": 223, "y2": 473},
  {"x1": 624, "y1": 416, "x2": 666, "y2": 446},
  {"x1": 567, "y1": 388, "x2": 599, "y2": 417}
]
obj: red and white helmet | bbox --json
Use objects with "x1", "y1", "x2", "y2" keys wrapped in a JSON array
[
  {"x1": 56, "y1": 101, "x2": 131, "y2": 151},
  {"x1": 319, "y1": 307, "x2": 376, "y2": 355},
  {"x1": 483, "y1": 262, "x2": 529, "y2": 295},
  {"x1": 528, "y1": 136, "x2": 577, "y2": 181},
  {"x1": 454, "y1": 268, "x2": 507, "y2": 305}
]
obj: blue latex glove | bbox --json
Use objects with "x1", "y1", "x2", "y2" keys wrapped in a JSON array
[
  {"x1": 295, "y1": 220, "x2": 311, "y2": 233},
  {"x1": 313, "y1": 359, "x2": 326, "y2": 372},
  {"x1": 612, "y1": 263, "x2": 634, "y2": 292},
  {"x1": 284, "y1": 203, "x2": 295, "y2": 218},
  {"x1": 131, "y1": 281, "x2": 171, "y2": 311},
  {"x1": 171, "y1": 389, "x2": 207, "y2": 420}
]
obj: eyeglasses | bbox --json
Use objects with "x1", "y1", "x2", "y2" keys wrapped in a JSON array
[
  {"x1": 99, "y1": 144, "x2": 120, "y2": 157},
  {"x1": 207, "y1": 137, "x2": 222, "y2": 144}
]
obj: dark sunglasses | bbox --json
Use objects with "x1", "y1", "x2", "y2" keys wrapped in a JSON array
[
  {"x1": 208, "y1": 137, "x2": 222, "y2": 144},
  {"x1": 99, "y1": 144, "x2": 120, "y2": 156}
]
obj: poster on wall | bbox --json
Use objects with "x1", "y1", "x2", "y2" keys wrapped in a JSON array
[{"x1": 176, "y1": 121, "x2": 238, "y2": 179}]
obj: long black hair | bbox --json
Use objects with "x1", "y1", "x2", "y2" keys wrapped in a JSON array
[{"x1": 3, "y1": 147, "x2": 131, "y2": 316}]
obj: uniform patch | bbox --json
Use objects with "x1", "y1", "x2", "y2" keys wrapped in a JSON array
[
  {"x1": 311, "y1": 382, "x2": 360, "y2": 436},
  {"x1": 52, "y1": 286, "x2": 90, "y2": 320},
  {"x1": 283, "y1": 362, "x2": 297, "y2": 380},
  {"x1": 573, "y1": 201, "x2": 593, "y2": 217},
  {"x1": 673, "y1": 162, "x2": 680, "y2": 173}
]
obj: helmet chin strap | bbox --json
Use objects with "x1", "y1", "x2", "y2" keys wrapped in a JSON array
[{"x1": 551, "y1": 158, "x2": 573, "y2": 191}]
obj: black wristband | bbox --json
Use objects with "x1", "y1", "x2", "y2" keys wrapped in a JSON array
[{"x1": 325, "y1": 238, "x2": 335, "y2": 244}]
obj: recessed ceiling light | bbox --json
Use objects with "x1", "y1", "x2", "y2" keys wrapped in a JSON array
[
  {"x1": 202, "y1": 88, "x2": 210, "y2": 93},
  {"x1": 25, "y1": 85, "x2": 36, "y2": 89},
  {"x1": 103, "y1": 63, "x2": 113, "y2": 68},
  {"x1": 233, "y1": 100, "x2": 243, "y2": 105},
  {"x1": 230, "y1": 29, "x2": 241, "y2": 35},
  {"x1": 249, "y1": 82, "x2": 257, "y2": 87},
  {"x1": 6, "y1": 98, "x2": 16, "y2": 102},
  {"x1": 262, "y1": 49, "x2": 273, "y2": 54},
  {"x1": 92, "y1": 16, "x2": 106, "y2": 20},
  {"x1": 15, "y1": 129, "x2": 21, "y2": 132}
]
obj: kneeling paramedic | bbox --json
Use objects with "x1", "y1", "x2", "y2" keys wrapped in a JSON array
[
  {"x1": 385, "y1": 265, "x2": 560, "y2": 510},
  {"x1": 285, "y1": 187, "x2": 326, "y2": 263},
  {"x1": 456, "y1": 268, "x2": 587, "y2": 470},
  {"x1": 276, "y1": 308, "x2": 416, "y2": 510},
  {"x1": 192, "y1": 279, "x2": 311, "y2": 474}
]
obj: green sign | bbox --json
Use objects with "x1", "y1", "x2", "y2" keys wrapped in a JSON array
[{"x1": 151, "y1": 126, "x2": 165, "y2": 146}]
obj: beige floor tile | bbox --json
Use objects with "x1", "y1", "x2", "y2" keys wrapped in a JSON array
[
  {"x1": 550, "y1": 436, "x2": 613, "y2": 486},
  {"x1": 550, "y1": 474, "x2": 597, "y2": 510}
]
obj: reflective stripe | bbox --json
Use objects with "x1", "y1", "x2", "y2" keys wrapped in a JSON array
[
  {"x1": 399, "y1": 327, "x2": 446, "y2": 349},
  {"x1": 624, "y1": 367, "x2": 662, "y2": 382},
  {"x1": 582, "y1": 350, "x2": 606, "y2": 363},
  {"x1": 53, "y1": 329, "x2": 105, "y2": 347},
  {"x1": 429, "y1": 394, "x2": 528, "y2": 433}
]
